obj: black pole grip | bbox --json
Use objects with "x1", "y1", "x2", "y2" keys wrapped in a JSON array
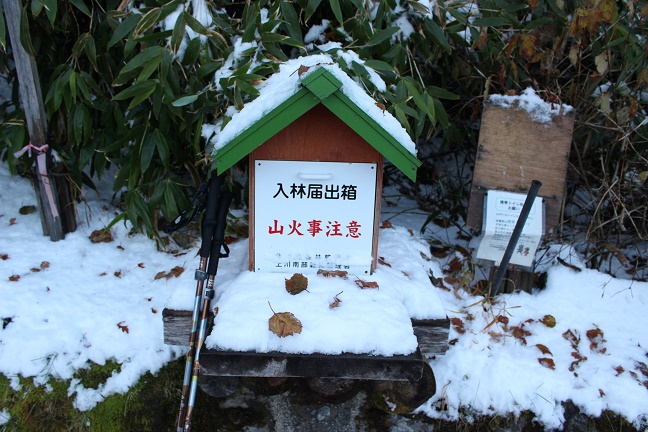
[
  {"x1": 200, "y1": 173, "x2": 226, "y2": 258},
  {"x1": 490, "y1": 180, "x2": 542, "y2": 297},
  {"x1": 207, "y1": 191, "x2": 234, "y2": 276}
]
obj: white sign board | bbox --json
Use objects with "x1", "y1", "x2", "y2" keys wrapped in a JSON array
[
  {"x1": 475, "y1": 190, "x2": 544, "y2": 267},
  {"x1": 254, "y1": 160, "x2": 377, "y2": 274}
]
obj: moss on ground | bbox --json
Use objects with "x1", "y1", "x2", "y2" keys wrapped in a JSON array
[{"x1": 1, "y1": 364, "x2": 644, "y2": 432}]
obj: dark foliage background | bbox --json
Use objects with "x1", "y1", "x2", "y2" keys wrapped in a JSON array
[{"x1": 0, "y1": 0, "x2": 646, "y2": 275}]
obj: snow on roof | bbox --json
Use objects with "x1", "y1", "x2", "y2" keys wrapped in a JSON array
[
  {"x1": 208, "y1": 54, "x2": 417, "y2": 157},
  {"x1": 488, "y1": 88, "x2": 573, "y2": 123}
]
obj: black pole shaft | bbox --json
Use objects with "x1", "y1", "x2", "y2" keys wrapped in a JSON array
[{"x1": 490, "y1": 180, "x2": 542, "y2": 297}]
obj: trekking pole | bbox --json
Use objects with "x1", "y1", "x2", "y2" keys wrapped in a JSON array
[
  {"x1": 183, "y1": 189, "x2": 234, "y2": 432},
  {"x1": 176, "y1": 173, "x2": 226, "y2": 432}
]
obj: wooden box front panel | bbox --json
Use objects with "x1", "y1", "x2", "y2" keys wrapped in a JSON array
[{"x1": 248, "y1": 104, "x2": 384, "y2": 272}]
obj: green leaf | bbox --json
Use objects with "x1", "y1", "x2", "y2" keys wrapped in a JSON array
[
  {"x1": 69, "y1": 0, "x2": 91, "y2": 17},
  {"x1": 43, "y1": 0, "x2": 56, "y2": 24},
  {"x1": 69, "y1": 72, "x2": 77, "y2": 102},
  {"x1": 108, "y1": 13, "x2": 140, "y2": 47},
  {"x1": 364, "y1": 59, "x2": 395, "y2": 72},
  {"x1": 172, "y1": 94, "x2": 199, "y2": 107},
  {"x1": 154, "y1": 130, "x2": 170, "y2": 169},
  {"x1": 366, "y1": 26, "x2": 400, "y2": 46},
  {"x1": 119, "y1": 46, "x2": 164, "y2": 76},
  {"x1": 170, "y1": 11, "x2": 186, "y2": 54},
  {"x1": 19, "y1": 5, "x2": 35, "y2": 56},
  {"x1": 280, "y1": 1, "x2": 302, "y2": 43},
  {"x1": 423, "y1": 18, "x2": 452, "y2": 53},
  {"x1": 113, "y1": 80, "x2": 157, "y2": 105},
  {"x1": 183, "y1": 10, "x2": 208, "y2": 36},
  {"x1": 141, "y1": 132, "x2": 156, "y2": 173},
  {"x1": 472, "y1": 17, "x2": 514, "y2": 27},
  {"x1": 137, "y1": 55, "x2": 162, "y2": 83},
  {"x1": 0, "y1": 3, "x2": 6, "y2": 51},
  {"x1": 182, "y1": 37, "x2": 201, "y2": 65},
  {"x1": 261, "y1": 32, "x2": 288, "y2": 44},
  {"x1": 134, "y1": 7, "x2": 161, "y2": 37},
  {"x1": 305, "y1": 0, "x2": 323, "y2": 22},
  {"x1": 330, "y1": 0, "x2": 344, "y2": 24},
  {"x1": 31, "y1": 0, "x2": 44, "y2": 16},
  {"x1": 73, "y1": 105, "x2": 86, "y2": 145},
  {"x1": 427, "y1": 86, "x2": 459, "y2": 100}
]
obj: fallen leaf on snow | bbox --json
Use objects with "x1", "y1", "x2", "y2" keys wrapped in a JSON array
[
  {"x1": 355, "y1": 280, "x2": 379, "y2": 289},
  {"x1": 117, "y1": 321, "x2": 129, "y2": 334},
  {"x1": 89, "y1": 229, "x2": 113, "y2": 243},
  {"x1": 19, "y1": 205, "x2": 36, "y2": 215},
  {"x1": 154, "y1": 266, "x2": 185, "y2": 280},
  {"x1": 9, "y1": 275, "x2": 20, "y2": 282},
  {"x1": 535, "y1": 344, "x2": 553, "y2": 356},
  {"x1": 329, "y1": 291, "x2": 343, "y2": 309},
  {"x1": 268, "y1": 303, "x2": 302, "y2": 337},
  {"x1": 538, "y1": 358, "x2": 556, "y2": 370},
  {"x1": 317, "y1": 269, "x2": 348, "y2": 278},
  {"x1": 1, "y1": 254, "x2": 9, "y2": 260},
  {"x1": 285, "y1": 273, "x2": 308, "y2": 295}
]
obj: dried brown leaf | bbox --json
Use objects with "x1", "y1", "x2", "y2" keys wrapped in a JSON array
[
  {"x1": 89, "y1": 229, "x2": 113, "y2": 243},
  {"x1": 450, "y1": 317, "x2": 465, "y2": 334},
  {"x1": 114, "y1": 271, "x2": 122, "y2": 278},
  {"x1": 317, "y1": 269, "x2": 348, "y2": 279},
  {"x1": 355, "y1": 280, "x2": 379, "y2": 289},
  {"x1": 30, "y1": 268, "x2": 41, "y2": 273},
  {"x1": 285, "y1": 273, "x2": 309, "y2": 295},
  {"x1": 570, "y1": 351, "x2": 588, "y2": 371},
  {"x1": 154, "y1": 266, "x2": 185, "y2": 280},
  {"x1": 445, "y1": 257, "x2": 463, "y2": 274},
  {"x1": 535, "y1": 344, "x2": 553, "y2": 356},
  {"x1": 378, "y1": 257, "x2": 391, "y2": 267},
  {"x1": 151, "y1": 308, "x2": 157, "y2": 314},
  {"x1": 599, "y1": 389, "x2": 605, "y2": 397},
  {"x1": 297, "y1": 65, "x2": 311, "y2": 76},
  {"x1": 117, "y1": 321, "x2": 129, "y2": 334},
  {"x1": 9, "y1": 218, "x2": 16, "y2": 225},
  {"x1": 138, "y1": 263, "x2": 145, "y2": 268},
  {"x1": 1, "y1": 254, "x2": 9, "y2": 260},
  {"x1": 614, "y1": 366, "x2": 625, "y2": 376},
  {"x1": 117, "y1": 245, "x2": 125, "y2": 251},
  {"x1": 40, "y1": 261, "x2": 50, "y2": 270},
  {"x1": 99, "y1": 272, "x2": 107, "y2": 276},
  {"x1": 563, "y1": 329, "x2": 580, "y2": 349},
  {"x1": 586, "y1": 328, "x2": 607, "y2": 353},
  {"x1": 329, "y1": 292, "x2": 343, "y2": 309},
  {"x1": 19, "y1": 205, "x2": 36, "y2": 215},
  {"x1": 538, "y1": 357, "x2": 555, "y2": 370},
  {"x1": 380, "y1": 220, "x2": 394, "y2": 229},
  {"x1": 9, "y1": 275, "x2": 20, "y2": 282},
  {"x1": 419, "y1": 251, "x2": 432, "y2": 261},
  {"x1": 268, "y1": 306, "x2": 302, "y2": 338}
]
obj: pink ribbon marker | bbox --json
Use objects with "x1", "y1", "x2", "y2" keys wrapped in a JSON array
[{"x1": 14, "y1": 143, "x2": 59, "y2": 219}]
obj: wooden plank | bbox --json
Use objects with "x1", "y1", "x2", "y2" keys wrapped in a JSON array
[
  {"x1": 162, "y1": 309, "x2": 214, "y2": 346},
  {"x1": 3, "y1": 0, "x2": 64, "y2": 241},
  {"x1": 467, "y1": 102, "x2": 574, "y2": 234},
  {"x1": 163, "y1": 308, "x2": 450, "y2": 357},
  {"x1": 412, "y1": 318, "x2": 450, "y2": 357},
  {"x1": 198, "y1": 349, "x2": 425, "y2": 381}
]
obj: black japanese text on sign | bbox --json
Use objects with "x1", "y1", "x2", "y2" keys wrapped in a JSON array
[{"x1": 254, "y1": 161, "x2": 377, "y2": 273}]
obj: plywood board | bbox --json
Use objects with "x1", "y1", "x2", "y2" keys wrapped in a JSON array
[{"x1": 466, "y1": 102, "x2": 574, "y2": 234}]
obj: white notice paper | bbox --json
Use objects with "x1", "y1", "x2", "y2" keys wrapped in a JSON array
[{"x1": 475, "y1": 190, "x2": 544, "y2": 267}]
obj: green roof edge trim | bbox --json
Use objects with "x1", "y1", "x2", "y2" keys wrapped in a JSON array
[
  {"x1": 213, "y1": 68, "x2": 420, "y2": 181},
  {"x1": 214, "y1": 88, "x2": 319, "y2": 174},
  {"x1": 320, "y1": 91, "x2": 421, "y2": 182}
]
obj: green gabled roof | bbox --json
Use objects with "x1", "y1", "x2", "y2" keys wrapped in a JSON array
[{"x1": 213, "y1": 68, "x2": 421, "y2": 181}]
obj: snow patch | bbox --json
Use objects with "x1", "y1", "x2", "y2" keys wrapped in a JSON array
[{"x1": 488, "y1": 88, "x2": 573, "y2": 123}]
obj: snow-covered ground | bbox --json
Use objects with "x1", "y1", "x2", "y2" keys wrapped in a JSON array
[{"x1": 1, "y1": 162, "x2": 647, "y2": 430}]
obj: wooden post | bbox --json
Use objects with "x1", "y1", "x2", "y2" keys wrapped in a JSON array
[{"x1": 2, "y1": 0, "x2": 64, "y2": 241}]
